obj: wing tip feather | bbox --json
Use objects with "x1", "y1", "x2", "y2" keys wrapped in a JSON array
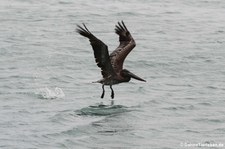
[
  {"x1": 76, "y1": 23, "x2": 93, "y2": 38},
  {"x1": 115, "y1": 20, "x2": 129, "y2": 35}
]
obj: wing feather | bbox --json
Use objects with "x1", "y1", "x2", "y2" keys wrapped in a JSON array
[
  {"x1": 110, "y1": 21, "x2": 136, "y2": 73},
  {"x1": 76, "y1": 24, "x2": 115, "y2": 78}
]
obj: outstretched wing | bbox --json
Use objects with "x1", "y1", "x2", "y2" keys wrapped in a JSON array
[
  {"x1": 76, "y1": 24, "x2": 115, "y2": 78},
  {"x1": 110, "y1": 21, "x2": 136, "y2": 73}
]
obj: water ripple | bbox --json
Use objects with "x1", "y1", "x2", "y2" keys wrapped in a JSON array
[{"x1": 77, "y1": 103, "x2": 131, "y2": 116}]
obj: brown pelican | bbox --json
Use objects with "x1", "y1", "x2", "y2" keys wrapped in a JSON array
[{"x1": 76, "y1": 21, "x2": 146, "y2": 99}]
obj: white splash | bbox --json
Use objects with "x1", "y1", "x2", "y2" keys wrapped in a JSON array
[{"x1": 37, "y1": 87, "x2": 65, "y2": 99}]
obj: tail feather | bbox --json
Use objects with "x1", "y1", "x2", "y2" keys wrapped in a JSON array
[{"x1": 92, "y1": 80, "x2": 102, "y2": 83}]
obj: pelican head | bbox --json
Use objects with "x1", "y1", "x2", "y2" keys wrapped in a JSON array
[{"x1": 121, "y1": 69, "x2": 146, "y2": 82}]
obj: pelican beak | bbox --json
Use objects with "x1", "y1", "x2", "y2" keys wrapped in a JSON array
[{"x1": 128, "y1": 72, "x2": 146, "y2": 82}]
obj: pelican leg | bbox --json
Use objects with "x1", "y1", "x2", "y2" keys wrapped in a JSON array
[
  {"x1": 101, "y1": 85, "x2": 105, "y2": 98},
  {"x1": 110, "y1": 85, "x2": 114, "y2": 99}
]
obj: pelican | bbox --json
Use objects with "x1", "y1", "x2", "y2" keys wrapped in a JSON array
[{"x1": 76, "y1": 21, "x2": 146, "y2": 99}]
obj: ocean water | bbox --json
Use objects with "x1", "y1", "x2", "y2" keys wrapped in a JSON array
[{"x1": 1, "y1": 0, "x2": 225, "y2": 148}]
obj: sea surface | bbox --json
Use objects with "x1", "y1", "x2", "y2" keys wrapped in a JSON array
[{"x1": 1, "y1": 0, "x2": 225, "y2": 148}]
